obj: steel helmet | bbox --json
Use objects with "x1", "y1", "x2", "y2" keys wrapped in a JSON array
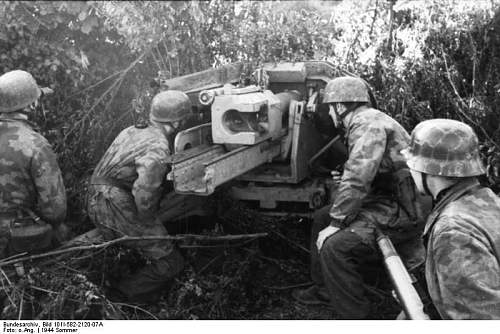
[
  {"x1": 323, "y1": 76, "x2": 371, "y2": 104},
  {"x1": 0, "y1": 70, "x2": 41, "y2": 113},
  {"x1": 402, "y1": 119, "x2": 485, "y2": 177},
  {"x1": 150, "y1": 90, "x2": 191, "y2": 123}
]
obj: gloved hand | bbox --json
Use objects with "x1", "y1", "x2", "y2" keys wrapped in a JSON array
[
  {"x1": 316, "y1": 224, "x2": 340, "y2": 251},
  {"x1": 331, "y1": 170, "x2": 342, "y2": 182}
]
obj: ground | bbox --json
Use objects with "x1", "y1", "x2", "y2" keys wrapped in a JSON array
[{"x1": 0, "y1": 201, "x2": 401, "y2": 320}]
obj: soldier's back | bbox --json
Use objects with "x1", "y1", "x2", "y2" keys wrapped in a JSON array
[
  {"x1": 439, "y1": 186, "x2": 500, "y2": 256},
  {"x1": 92, "y1": 125, "x2": 170, "y2": 184},
  {"x1": 426, "y1": 185, "x2": 500, "y2": 319},
  {"x1": 0, "y1": 119, "x2": 49, "y2": 210},
  {"x1": 349, "y1": 107, "x2": 410, "y2": 173}
]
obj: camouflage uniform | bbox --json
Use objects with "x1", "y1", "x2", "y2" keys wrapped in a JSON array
[
  {"x1": 0, "y1": 113, "x2": 67, "y2": 258},
  {"x1": 312, "y1": 105, "x2": 426, "y2": 319},
  {"x1": 424, "y1": 179, "x2": 500, "y2": 319},
  {"x1": 88, "y1": 124, "x2": 173, "y2": 259},
  {"x1": 88, "y1": 123, "x2": 207, "y2": 300},
  {"x1": 401, "y1": 118, "x2": 500, "y2": 319}
]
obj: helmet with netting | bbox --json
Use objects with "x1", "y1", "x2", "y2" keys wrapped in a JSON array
[
  {"x1": 150, "y1": 90, "x2": 191, "y2": 123},
  {"x1": 0, "y1": 70, "x2": 41, "y2": 113},
  {"x1": 323, "y1": 76, "x2": 371, "y2": 104},
  {"x1": 402, "y1": 119, "x2": 485, "y2": 177}
]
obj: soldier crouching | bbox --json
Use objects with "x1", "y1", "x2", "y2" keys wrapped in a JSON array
[
  {"x1": 87, "y1": 90, "x2": 208, "y2": 303},
  {"x1": 293, "y1": 77, "x2": 428, "y2": 319}
]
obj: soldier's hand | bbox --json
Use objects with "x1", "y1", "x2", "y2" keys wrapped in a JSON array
[
  {"x1": 331, "y1": 170, "x2": 342, "y2": 182},
  {"x1": 40, "y1": 87, "x2": 54, "y2": 96},
  {"x1": 396, "y1": 311, "x2": 407, "y2": 320},
  {"x1": 316, "y1": 225, "x2": 340, "y2": 251}
]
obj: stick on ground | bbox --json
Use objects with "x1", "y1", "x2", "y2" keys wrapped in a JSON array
[{"x1": 0, "y1": 233, "x2": 268, "y2": 268}]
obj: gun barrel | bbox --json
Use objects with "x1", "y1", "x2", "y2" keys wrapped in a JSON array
[{"x1": 377, "y1": 234, "x2": 429, "y2": 320}]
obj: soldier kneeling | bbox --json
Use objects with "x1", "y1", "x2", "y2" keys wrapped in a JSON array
[{"x1": 88, "y1": 90, "x2": 209, "y2": 302}]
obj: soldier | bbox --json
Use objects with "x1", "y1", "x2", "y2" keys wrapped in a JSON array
[
  {"x1": 402, "y1": 119, "x2": 500, "y2": 319},
  {"x1": 293, "y1": 76, "x2": 426, "y2": 319},
  {"x1": 0, "y1": 70, "x2": 67, "y2": 259},
  {"x1": 88, "y1": 90, "x2": 206, "y2": 302}
]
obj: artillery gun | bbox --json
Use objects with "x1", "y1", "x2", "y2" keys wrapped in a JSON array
[
  {"x1": 161, "y1": 61, "x2": 349, "y2": 215},
  {"x1": 160, "y1": 62, "x2": 428, "y2": 319}
]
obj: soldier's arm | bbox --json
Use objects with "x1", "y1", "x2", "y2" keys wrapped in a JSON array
[
  {"x1": 132, "y1": 146, "x2": 169, "y2": 223},
  {"x1": 31, "y1": 140, "x2": 67, "y2": 225},
  {"x1": 432, "y1": 222, "x2": 500, "y2": 319},
  {"x1": 329, "y1": 122, "x2": 386, "y2": 225}
]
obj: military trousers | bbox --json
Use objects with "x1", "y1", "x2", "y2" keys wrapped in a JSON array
[
  {"x1": 87, "y1": 184, "x2": 212, "y2": 300},
  {"x1": 87, "y1": 184, "x2": 212, "y2": 259},
  {"x1": 311, "y1": 201, "x2": 424, "y2": 319},
  {"x1": 88, "y1": 184, "x2": 174, "y2": 260}
]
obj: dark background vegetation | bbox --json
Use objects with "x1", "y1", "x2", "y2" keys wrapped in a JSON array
[{"x1": 1, "y1": 0, "x2": 500, "y2": 319}]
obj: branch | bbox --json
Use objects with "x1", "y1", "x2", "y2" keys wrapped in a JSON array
[
  {"x1": 149, "y1": 51, "x2": 163, "y2": 72},
  {"x1": 113, "y1": 303, "x2": 159, "y2": 320},
  {"x1": 162, "y1": 38, "x2": 173, "y2": 78},
  {"x1": 20, "y1": 3, "x2": 50, "y2": 30},
  {"x1": 262, "y1": 281, "x2": 313, "y2": 291},
  {"x1": 344, "y1": 29, "x2": 362, "y2": 65},
  {"x1": 65, "y1": 70, "x2": 125, "y2": 99},
  {"x1": 387, "y1": 0, "x2": 395, "y2": 52},
  {"x1": 0, "y1": 233, "x2": 268, "y2": 268},
  {"x1": 265, "y1": 228, "x2": 309, "y2": 254},
  {"x1": 441, "y1": 47, "x2": 466, "y2": 107},
  {"x1": 369, "y1": 0, "x2": 379, "y2": 37},
  {"x1": 441, "y1": 48, "x2": 500, "y2": 150},
  {"x1": 155, "y1": 45, "x2": 168, "y2": 73},
  {"x1": 62, "y1": 48, "x2": 151, "y2": 142}
]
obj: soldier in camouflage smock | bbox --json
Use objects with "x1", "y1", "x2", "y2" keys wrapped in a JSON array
[
  {"x1": 88, "y1": 90, "x2": 208, "y2": 302},
  {"x1": 0, "y1": 70, "x2": 67, "y2": 259},
  {"x1": 403, "y1": 119, "x2": 500, "y2": 319},
  {"x1": 293, "y1": 77, "x2": 427, "y2": 319}
]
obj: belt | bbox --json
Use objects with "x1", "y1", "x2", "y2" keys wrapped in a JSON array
[{"x1": 90, "y1": 176, "x2": 132, "y2": 192}]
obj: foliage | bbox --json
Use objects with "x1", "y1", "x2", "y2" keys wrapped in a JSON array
[
  {"x1": 2, "y1": 0, "x2": 500, "y2": 221},
  {"x1": 2, "y1": 205, "x2": 391, "y2": 320},
  {"x1": 0, "y1": 1, "x2": 135, "y2": 223},
  {"x1": 1, "y1": 266, "x2": 114, "y2": 319},
  {"x1": 2, "y1": 0, "x2": 500, "y2": 319}
]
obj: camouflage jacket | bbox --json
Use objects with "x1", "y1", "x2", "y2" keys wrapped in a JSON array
[
  {"x1": 91, "y1": 124, "x2": 171, "y2": 222},
  {"x1": 424, "y1": 178, "x2": 500, "y2": 319},
  {"x1": 0, "y1": 114, "x2": 66, "y2": 224},
  {"x1": 329, "y1": 106, "x2": 411, "y2": 225}
]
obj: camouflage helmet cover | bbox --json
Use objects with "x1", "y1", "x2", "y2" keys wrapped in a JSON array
[
  {"x1": 323, "y1": 76, "x2": 371, "y2": 104},
  {"x1": 150, "y1": 90, "x2": 191, "y2": 123},
  {"x1": 402, "y1": 119, "x2": 485, "y2": 177},
  {"x1": 0, "y1": 70, "x2": 41, "y2": 113}
]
